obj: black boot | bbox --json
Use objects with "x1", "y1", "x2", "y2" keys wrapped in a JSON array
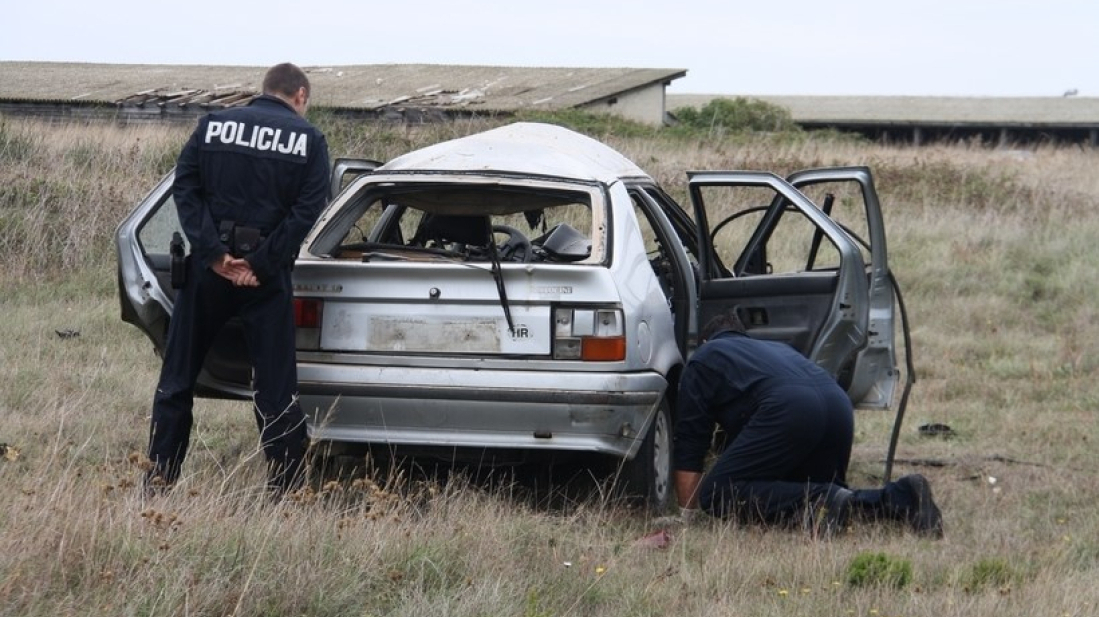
[
  {"x1": 804, "y1": 485, "x2": 853, "y2": 537},
  {"x1": 142, "y1": 457, "x2": 181, "y2": 498},
  {"x1": 889, "y1": 474, "x2": 943, "y2": 538},
  {"x1": 819, "y1": 487, "x2": 853, "y2": 537},
  {"x1": 266, "y1": 454, "x2": 307, "y2": 497}
]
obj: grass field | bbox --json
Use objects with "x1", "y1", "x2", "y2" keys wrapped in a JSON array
[{"x1": 1, "y1": 115, "x2": 1097, "y2": 616}]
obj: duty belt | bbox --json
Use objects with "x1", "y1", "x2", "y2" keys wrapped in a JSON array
[{"x1": 218, "y1": 220, "x2": 267, "y2": 257}]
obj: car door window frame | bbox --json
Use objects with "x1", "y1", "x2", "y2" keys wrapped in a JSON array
[{"x1": 688, "y1": 171, "x2": 869, "y2": 378}]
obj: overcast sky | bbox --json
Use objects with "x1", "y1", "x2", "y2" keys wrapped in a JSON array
[{"x1": 4, "y1": 0, "x2": 1095, "y2": 97}]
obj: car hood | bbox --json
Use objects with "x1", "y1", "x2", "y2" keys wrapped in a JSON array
[{"x1": 377, "y1": 122, "x2": 650, "y2": 183}]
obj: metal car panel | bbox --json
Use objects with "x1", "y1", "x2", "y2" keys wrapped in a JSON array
[
  {"x1": 300, "y1": 364, "x2": 667, "y2": 458},
  {"x1": 605, "y1": 181, "x2": 684, "y2": 376},
  {"x1": 377, "y1": 122, "x2": 650, "y2": 183}
]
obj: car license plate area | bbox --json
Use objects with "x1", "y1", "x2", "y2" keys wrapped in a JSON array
[
  {"x1": 371, "y1": 317, "x2": 499, "y2": 352},
  {"x1": 321, "y1": 304, "x2": 551, "y2": 355}
]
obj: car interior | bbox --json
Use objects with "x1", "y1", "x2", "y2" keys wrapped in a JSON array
[{"x1": 315, "y1": 184, "x2": 598, "y2": 264}]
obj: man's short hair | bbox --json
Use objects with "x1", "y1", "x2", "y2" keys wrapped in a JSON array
[
  {"x1": 700, "y1": 311, "x2": 746, "y2": 342},
  {"x1": 262, "y1": 63, "x2": 310, "y2": 99}
]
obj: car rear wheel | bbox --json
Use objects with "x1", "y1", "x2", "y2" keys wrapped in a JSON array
[{"x1": 620, "y1": 396, "x2": 673, "y2": 512}]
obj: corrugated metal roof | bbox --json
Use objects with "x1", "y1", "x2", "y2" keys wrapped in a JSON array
[
  {"x1": 0, "y1": 62, "x2": 686, "y2": 112},
  {"x1": 668, "y1": 94, "x2": 1099, "y2": 126}
]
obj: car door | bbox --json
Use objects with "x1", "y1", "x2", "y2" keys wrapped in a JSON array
[
  {"x1": 786, "y1": 166, "x2": 898, "y2": 409},
  {"x1": 688, "y1": 170, "x2": 877, "y2": 405},
  {"x1": 116, "y1": 172, "x2": 254, "y2": 398},
  {"x1": 116, "y1": 158, "x2": 383, "y2": 399}
]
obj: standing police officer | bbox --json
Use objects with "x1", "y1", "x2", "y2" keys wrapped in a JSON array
[
  {"x1": 670, "y1": 312, "x2": 943, "y2": 537},
  {"x1": 146, "y1": 62, "x2": 330, "y2": 495}
]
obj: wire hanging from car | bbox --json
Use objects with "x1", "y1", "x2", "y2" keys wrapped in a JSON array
[{"x1": 485, "y1": 221, "x2": 516, "y2": 335}]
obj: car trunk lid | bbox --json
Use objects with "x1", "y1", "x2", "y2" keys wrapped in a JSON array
[{"x1": 293, "y1": 260, "x2": 617, "y2": 357}]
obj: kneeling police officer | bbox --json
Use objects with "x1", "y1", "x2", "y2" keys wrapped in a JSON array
[
  {"x1": 146, "y1": 62, "x2": 330, "y2": 495},
  {"x1": 670, "y1": 312, "x2": 943, "y2": 537}
]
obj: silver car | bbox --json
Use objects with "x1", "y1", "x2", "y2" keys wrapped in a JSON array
[{"x1": 117, "y1": 122, "x2": 900, "y2": 508}]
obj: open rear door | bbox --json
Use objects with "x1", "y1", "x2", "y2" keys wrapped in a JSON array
[
  {"x1": 117, "y1": 172, "x2": 177, "y2": 353},
  {"x1": 787, "y1": 166, "x2": 898, "y2": 409},
  {"x1": 688, "y1": 171, "x2": 869, "y2": 388}
]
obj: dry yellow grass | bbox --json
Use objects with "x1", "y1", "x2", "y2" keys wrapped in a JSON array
[{"x1": 1, "y1": 116, "x2": 1097, "y2": 616}]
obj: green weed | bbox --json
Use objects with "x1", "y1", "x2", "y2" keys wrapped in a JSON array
[
  {"x1": 960, "y1": 557, "x2": 1017, "y2": 592},
  {"x1": 846, "y1": 552, "x2": 913, "y2": 588}
]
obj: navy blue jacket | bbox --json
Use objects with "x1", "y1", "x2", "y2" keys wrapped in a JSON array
[
  {"x1": 672, "y1": 331, "x2": 851, "y2": 472},
  {"x1": 173, "y1": 94, "x2": 330, "y2": 282}
]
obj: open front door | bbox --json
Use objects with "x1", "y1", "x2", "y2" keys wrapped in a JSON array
[
  {"x1": 115, "y1": 171, "x2": 252, "y2": 399},
  {"x1": 787, "y1": 166, "x2": 898, "y2": 409},
  {"x1": 688, "y1": 171, "x2": 870, "y2": 392}
]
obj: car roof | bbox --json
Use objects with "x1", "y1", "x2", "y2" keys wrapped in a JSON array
[{"x1": 377, "y1": 122, "x2": 651, "y2": 184}]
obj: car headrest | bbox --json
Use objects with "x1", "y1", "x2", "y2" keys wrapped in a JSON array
[{"x1": 418, "y1": 214, "x2": 492, "y2": 247}]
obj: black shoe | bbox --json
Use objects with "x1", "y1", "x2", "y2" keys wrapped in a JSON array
[
  {"x1": 142, "y1": 472, "x2": 173, "y2": 499},
  {"x1": 894, "y1": 474, "x2": 943, "y2": 538},
  {"x1": 267, "y1": 458, "x2": 306, "y2": 496},
  {"x1": 810, "y1": 487, "x2": 852, "y2": 537}
]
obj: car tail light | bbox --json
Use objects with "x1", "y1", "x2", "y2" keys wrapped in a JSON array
[
  {"x1": 294, "y1": 298, "x2": 322, "y2": 350},
  {"x1": 553, "y1": 307, "x2": 626, "y2": 361}
]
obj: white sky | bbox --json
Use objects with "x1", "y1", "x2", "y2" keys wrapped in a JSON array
[{"x1": 4, "y1": 0, "x2": 1096, "y2": 97}]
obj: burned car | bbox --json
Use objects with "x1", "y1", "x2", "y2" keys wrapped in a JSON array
[{"x1": 117, "y1": 122, "x2": 901, "y2": 508}]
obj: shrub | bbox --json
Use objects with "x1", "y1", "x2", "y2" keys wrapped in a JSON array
[
  {"x1": 672, "y1": 97, "x2": 799, "y2": 134},
  {"x1": 846, "y1": 551, "x2": 913, "y2": 588},
  {"x1": 961, "y1": 557, "x2": 1017, "y2": 592}
]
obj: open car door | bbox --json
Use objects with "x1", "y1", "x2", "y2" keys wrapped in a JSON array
[
  {"x1": 116, "y1": 172, "x2": 253, "y2": 399},
  {"x1": 689, "y1": 170, "x2": 878, "y2": 405},
  {"x1": 786, "y1": 166, "x2": 898, "y2": 410}
]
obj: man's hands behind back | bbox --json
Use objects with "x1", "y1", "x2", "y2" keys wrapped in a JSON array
[{"x1": 212, "y1": 254, "x2": 259, "y2": 287}]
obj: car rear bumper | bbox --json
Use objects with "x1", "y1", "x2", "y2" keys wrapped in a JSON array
[{"x1": 297, "y1": 363, "x2": 667, "y2": 459}]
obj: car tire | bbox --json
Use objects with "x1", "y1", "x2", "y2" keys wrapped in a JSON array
[
  {"x1": 306, "y1": 440, "x2": 364, "y2": 481},
  {"x1": 620, "y1": 396, "x2": 673, "y2": 512}
]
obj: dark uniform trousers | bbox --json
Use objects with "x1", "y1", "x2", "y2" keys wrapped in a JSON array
[
  {"x1": 696, "y1": 375, "x2": 917, "y2": 524},
  {"x1": 697, "y1": 376, "x2": 854, "y2": 522},
  {"x1": 148, "y1": 254, "x2": 306, "y2": 492}
]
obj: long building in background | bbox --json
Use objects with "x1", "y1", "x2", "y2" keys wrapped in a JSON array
[
  {"x1": 2, "y1": 62, "x2": 1097, "y2": 146},
  {"x1": 670, "y1": 94, "x2": 1099, "y2": 147},
  {"x1": 0, "y1": 62, "x2": 685, "y2": 126}
]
